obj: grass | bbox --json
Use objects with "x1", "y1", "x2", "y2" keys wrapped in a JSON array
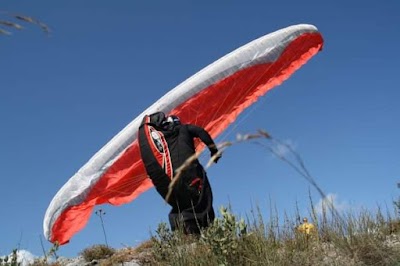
[
  {"x1": 47, "y1": 200, "x2": 398, "y2": 266},
  {"x1": 0, "y1": 11, "x2": 50, "y2": 35},
  {"x1": 3, "y1": 131, "x2": 399, "y2": 265},
  {"x1": 142, "y1": 204, "x2": 400, "y2": 266}
]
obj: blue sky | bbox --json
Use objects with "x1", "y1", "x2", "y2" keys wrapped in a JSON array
[{"x1": 1, "y1": 0, "x2": 399, "y2": 259}]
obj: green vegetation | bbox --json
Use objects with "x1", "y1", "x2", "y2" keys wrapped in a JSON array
[
  {"x1": 50, "y1": 202, "x2": 398, "y2": 266},
  {"x1": 144, "y1": 205, "x2": 400, "y2": 266},
  {"x1": 2, "y1": 131, "x2": 399, "y2": 265},
  {"x1": 2, "y1": 197, "x2": 400, "y2": 265}
]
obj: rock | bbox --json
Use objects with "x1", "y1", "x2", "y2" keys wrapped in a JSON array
[
  {"x1": 63, "y1": 256, "x2": 86, "y2": 266},
  {"x1": 115, "y1": 260, "x2": 141, "y2": 266}
]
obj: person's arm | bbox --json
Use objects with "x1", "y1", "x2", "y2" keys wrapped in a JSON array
[{"x1": 187, "y1": 125, "x2": 221, "y2": 162}]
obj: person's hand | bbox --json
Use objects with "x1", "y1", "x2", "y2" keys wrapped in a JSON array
[{"x1": 211, "y1": 151, "x2": 222, "y2": 163}]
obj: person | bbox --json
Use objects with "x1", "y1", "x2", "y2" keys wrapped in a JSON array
[{"x1": 138, "y1": 112, "x2": 221, "y2": 234}]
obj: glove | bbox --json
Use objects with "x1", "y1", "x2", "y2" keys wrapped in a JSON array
[{"x1": 211, "y1": 151, "x2": 222, "y2": 163}]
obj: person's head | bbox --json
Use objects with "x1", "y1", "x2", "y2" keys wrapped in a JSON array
[
  {"x1": 303, "y1": 217, "x2": 308, "y2": 223},
  {"x1": 166, "y1": 115, "x2": 181, "y2": 126},
  {"x1": 163, "y1": 115, "x2": 181, "y2": 130}
]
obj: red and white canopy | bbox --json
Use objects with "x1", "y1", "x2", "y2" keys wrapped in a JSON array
[{"x1": 44, "y1": 24, "x2": 324, "y2": 244}]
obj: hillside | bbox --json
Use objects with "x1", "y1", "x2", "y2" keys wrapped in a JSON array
[{"x1": 18, "y1": 205, "x2": 400, "y2": 266}]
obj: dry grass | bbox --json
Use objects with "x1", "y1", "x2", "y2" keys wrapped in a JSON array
[
  {"x1": 47, "y1": 130, "x2": 400, "y2": 265},
  {"x1": 145, "y1": 204, "x2": 400, "y2": 266},
  {"x1": 2, "y1": 130, "x2": 396, "y2": 265},
  {"x1": 0, "y1": 11, "x2": 50, "y2": 35},
  {"x1": 79, "y1": 244, "x2": 115, "y2": 262}
]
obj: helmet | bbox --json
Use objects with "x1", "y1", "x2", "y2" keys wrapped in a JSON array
[{"x1": 166, "y1": 115, "x2": 181, "y2": 125}]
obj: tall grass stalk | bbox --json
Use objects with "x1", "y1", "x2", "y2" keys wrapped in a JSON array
[{"x1": 146, "y1": 200, "x2": 400, "y2": 266}]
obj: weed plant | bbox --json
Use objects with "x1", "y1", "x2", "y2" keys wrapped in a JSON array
[
  {"x1": 3, "y1": 131, "x2": 399, "y2": 265},
  {"x1": 0, "y1": 250, "x2": 20, "y2": 266},
  {"x1": 146, "y1": 203, "x2": 400, "y2": 266},
  {"x1": 80, "y1": 244, "x2": 115, "y2": 262}
]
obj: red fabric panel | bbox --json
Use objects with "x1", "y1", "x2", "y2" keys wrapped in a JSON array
[{"x1": 51, "y1": 32, "x2": 323, "y2": 244}]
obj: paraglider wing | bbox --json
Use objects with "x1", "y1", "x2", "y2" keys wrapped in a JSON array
[{"x1": 44, "y1": 24, "x2": 324, "y2": 244}]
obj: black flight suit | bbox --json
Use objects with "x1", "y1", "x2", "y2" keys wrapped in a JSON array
[{"x1": 163, "y1": 123, "x2": 217, "y2": 234}]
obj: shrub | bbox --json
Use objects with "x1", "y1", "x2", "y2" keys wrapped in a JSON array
[
  {"x1": 200, "y1": 206, "x2": 247, "y2": 265},
  {"x1": 80, "y1": 244, "x2": 115, "y2": 262},
  {"x1": 0, "y1": 249, "x2": 20, "y2": 266}
]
